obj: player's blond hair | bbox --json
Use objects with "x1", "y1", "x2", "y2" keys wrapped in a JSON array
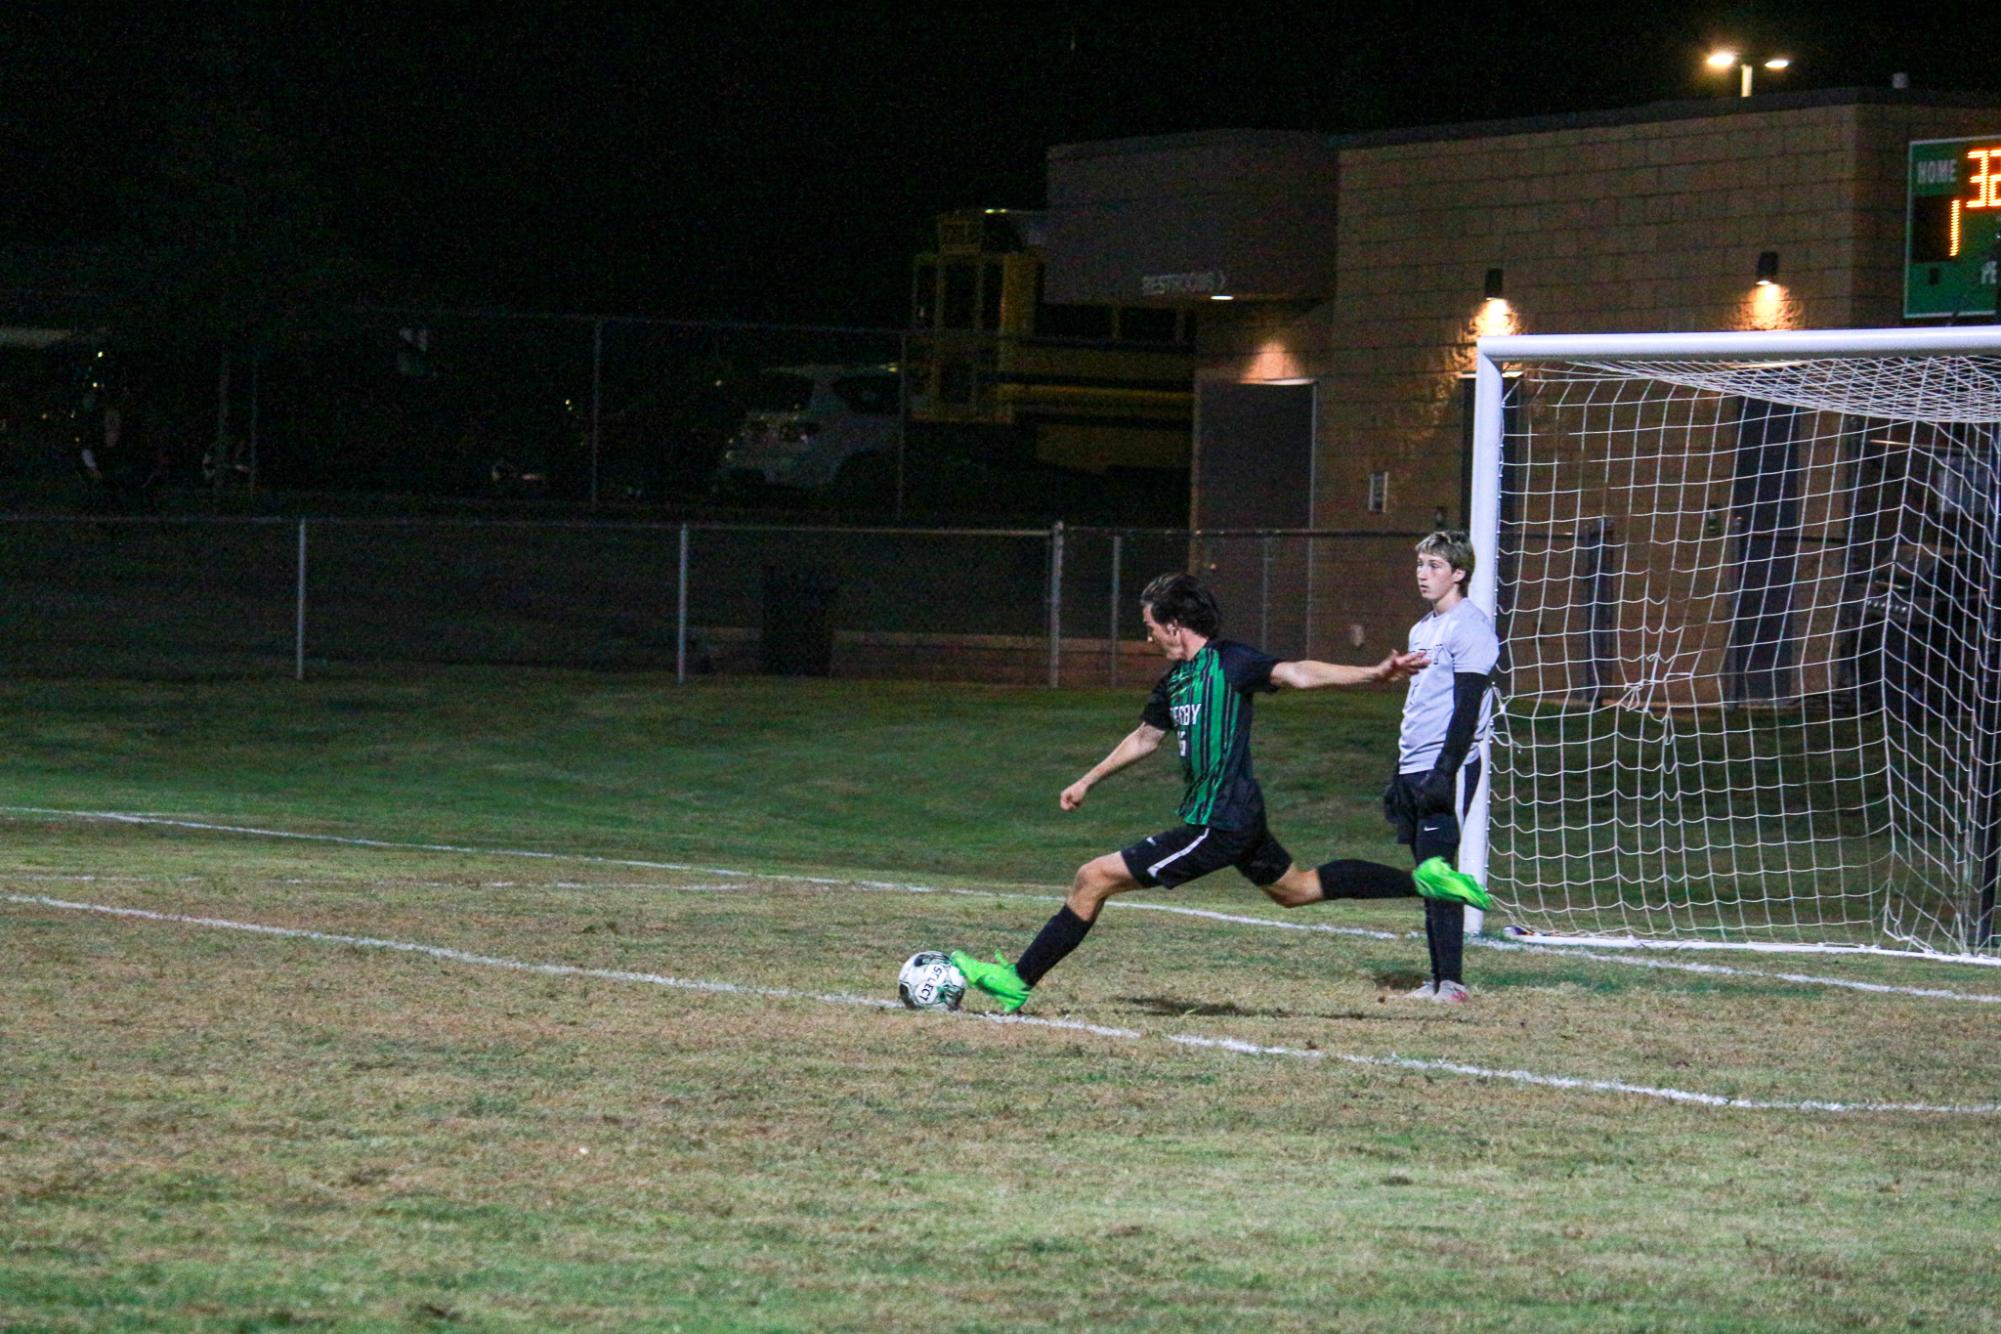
[{"x1": 1416, "y1": 530, "x2": 1476, "y2": 577}]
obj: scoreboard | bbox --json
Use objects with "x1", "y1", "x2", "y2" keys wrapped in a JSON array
[{"x1": 1907, "y1": 136, "x2": 2001, "y2": 319}]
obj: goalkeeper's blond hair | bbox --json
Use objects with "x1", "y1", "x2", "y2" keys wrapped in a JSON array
[{"x1": 1416, "y1": 530, "x2": 1475, "y2": 577}]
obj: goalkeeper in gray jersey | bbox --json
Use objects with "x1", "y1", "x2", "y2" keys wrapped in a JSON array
[{"x1": 1383, "y1": 530, "x2": 1501, "y2": 1003}]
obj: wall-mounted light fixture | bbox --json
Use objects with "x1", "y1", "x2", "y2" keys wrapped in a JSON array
[
  {"x1": 1472, "y1": 266, "x2": 1512, "y2": 340},
  {"x1": 1743, "y1": 249, "x2": 1792, "y2": 329},
  {"x1": 1474, "y1": 267, "x2": 1515, "y2": 338}
]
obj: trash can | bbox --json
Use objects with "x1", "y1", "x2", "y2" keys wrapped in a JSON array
[{"x1": 761, "y1": 566, "x2": 838, "y2": 676}]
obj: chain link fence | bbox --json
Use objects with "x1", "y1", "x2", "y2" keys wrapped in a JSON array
[
  {"x1": 4, "y1": 310, "x2": 1188, "y2": 527},
  {"x1": 0, "y1": 519, "x2": 1423, "y2": 684}
]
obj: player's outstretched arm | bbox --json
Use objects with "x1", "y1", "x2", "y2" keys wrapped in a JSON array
[
  {"x1": 1270, "y1": 650, "x2": 1428, "y2": 690},
  {"x1": 1061, "y1": 722, "x2": 1166, "y2": 810}
]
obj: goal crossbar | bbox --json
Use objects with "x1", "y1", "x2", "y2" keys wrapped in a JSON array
[{"x1": 1480, "y1": 326, "x2": 2001, "y2": 362}]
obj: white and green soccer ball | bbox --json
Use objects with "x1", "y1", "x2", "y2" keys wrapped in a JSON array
[{"x1": 897, "y1": 951, "x2": 966, "y2": 1012}]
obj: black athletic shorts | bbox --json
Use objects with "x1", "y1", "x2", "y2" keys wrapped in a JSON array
[
  {"x1": 1119, "y1": 817, "x2": 1293, "y2": 889},
  {"x1": 1382, "y1": 758, "x2": 1482, "y2": 863}
]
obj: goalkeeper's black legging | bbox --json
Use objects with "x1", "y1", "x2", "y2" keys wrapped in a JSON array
[{"x1": 1408, "y1": 759, "x2": 1482, "y2": 986}]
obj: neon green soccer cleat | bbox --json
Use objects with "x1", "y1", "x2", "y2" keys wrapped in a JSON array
[
  {"x1": 1413, "y1": 857, "x2": 1494, "y2": 911},
  {"x1": 949, "y1": 950, "x2": 1031, "y2": 1013}
]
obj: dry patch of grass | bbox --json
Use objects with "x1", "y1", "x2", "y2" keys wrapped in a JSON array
[{"x1": 5, "y1": 820, "x2": 2001, "y2": 1329}]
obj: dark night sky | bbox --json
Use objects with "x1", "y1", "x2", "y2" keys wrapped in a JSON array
[{"x1": 3, "y1": 4, "x2": 1995, "y2": 327}]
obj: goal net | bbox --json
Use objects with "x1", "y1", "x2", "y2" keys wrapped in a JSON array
[{"x1": 1467, "y1": 328, "x2": 2001, "y2": 958}]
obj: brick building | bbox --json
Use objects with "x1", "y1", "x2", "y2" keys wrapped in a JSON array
[{"x1": 1039, "y1": 87, "x2": 2001, "y2": 659}]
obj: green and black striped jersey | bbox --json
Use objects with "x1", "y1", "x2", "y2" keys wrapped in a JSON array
[{"x1": 1140, "y1": 640, "x2": 1280, "y2": 829}]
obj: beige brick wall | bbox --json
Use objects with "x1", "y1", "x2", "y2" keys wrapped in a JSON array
[
  {"x1": 1316, "y1": 101, "x2": 2001, "y2": 536},
  {"x1": 1187, "y1": 99, "x2": 2001, "y2": 662}
]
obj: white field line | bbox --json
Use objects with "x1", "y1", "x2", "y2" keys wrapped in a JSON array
[
  {"x1": 8, "y1": 890, "x2": 1998, "y2": 1118},
  {"x1": 1481, "y1": 937, "x2": 2001, "y2": 1002},
  {"x1": 4, "y1": 805, "x2": 1995, "y2": 1003},
  {"x1": 0, "y1": 807, "x2": 1401, "y2": 942},
  {"x1": 26, "y1": 865, "x2": 1395, "y2": 941},
  {"x1": 1496, "y1": 928, "x2": 2001, "y2": 968}
]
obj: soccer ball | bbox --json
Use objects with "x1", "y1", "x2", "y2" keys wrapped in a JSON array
[{"x1": 897, "y1": 951, "x2": 966, "y2": 1012}]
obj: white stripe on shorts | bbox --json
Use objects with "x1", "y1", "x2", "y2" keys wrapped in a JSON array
[{"x1": 1147, "y1": 828, "x2": 1212, "y2": 880}]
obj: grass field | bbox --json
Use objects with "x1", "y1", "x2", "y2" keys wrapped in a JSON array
[{"x1": 3, "y1": 670, "x2": 2000, "y2": 1331}]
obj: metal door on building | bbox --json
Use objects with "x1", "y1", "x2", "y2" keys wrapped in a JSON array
[{"x1": 1192, "y1": 381, "x2": 1315, "y2": 657}]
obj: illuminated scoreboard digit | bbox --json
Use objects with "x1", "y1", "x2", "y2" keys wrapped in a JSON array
[{"x1": 1906, "y1": 136, "x2": 2001, "y2": 318}]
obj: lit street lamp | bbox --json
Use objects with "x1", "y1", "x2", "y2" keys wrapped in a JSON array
[{"x1": 1706, "y1": 49, "x2": 1790, "y2": 98}]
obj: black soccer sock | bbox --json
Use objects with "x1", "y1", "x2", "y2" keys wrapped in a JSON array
[
  {"x1": 1315, "y1": 859, "x2": 1418, "y2": 900},
  {"x1": 1015, "y1": 905, "x2": 1093, "y2": 988},
  {"x1": 1424, "y1": 897, "x2": 1465, "y2": 984}
]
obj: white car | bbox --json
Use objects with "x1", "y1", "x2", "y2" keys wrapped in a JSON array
[{"x1": 714, "y1": 364, "x2": 901, "y2": 490}]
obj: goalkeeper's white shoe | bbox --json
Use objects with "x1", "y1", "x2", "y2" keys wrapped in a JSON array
[
  {"x1": 1434, "y1": 980, "x2": 1470, "y2": 1004},
  {"x1": 1404, "y1": 980, "x2": 1437, "y2": 999}
]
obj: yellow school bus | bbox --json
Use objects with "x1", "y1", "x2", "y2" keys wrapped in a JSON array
[{"x1": 907, "y1": 210, "x2": 1193, "y2": 474}]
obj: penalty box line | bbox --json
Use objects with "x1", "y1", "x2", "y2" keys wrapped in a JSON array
[
  {"x1": 0, "y1": 806, "x2": 1404, "y2": 950},
  {"x1": 7, "y1": 889, "x2": 1999, "y2": 1119},
  {"x1": 5, "y1": 805, "x2": 1998, "y2": 1006}
]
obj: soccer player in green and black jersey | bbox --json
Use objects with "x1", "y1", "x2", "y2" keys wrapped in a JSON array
[{"x1": 951, "y1": 572, "x2": 1490, "y2": 1013}]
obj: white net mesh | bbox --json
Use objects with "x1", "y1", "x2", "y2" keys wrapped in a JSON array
[{"x1": 1485, "y1": 348, "x2": 2001, "y2": 956}]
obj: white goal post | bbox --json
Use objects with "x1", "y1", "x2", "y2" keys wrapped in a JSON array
[{"x1": 1467, "y1": 326, "x2": 2001, "y2": 959}]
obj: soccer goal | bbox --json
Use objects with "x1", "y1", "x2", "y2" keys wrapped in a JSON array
[{"x1": 1464, "y1": 326, "x2": 2001, "y2": 959}]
